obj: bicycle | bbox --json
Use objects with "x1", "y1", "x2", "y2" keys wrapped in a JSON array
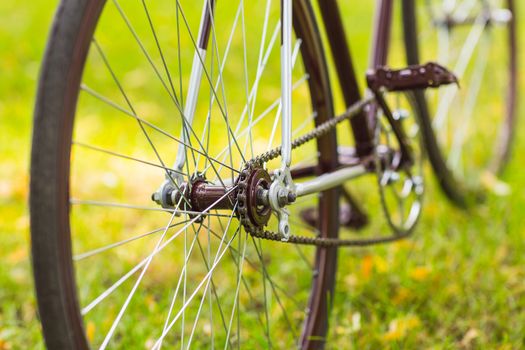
[{"x1": 30, "y1": 0, "x2": 516, "y2": 348}]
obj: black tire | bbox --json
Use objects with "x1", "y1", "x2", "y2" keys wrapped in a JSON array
[
  {"x1": 401, "y1": 0, "x2": 518, "y2": 206},
  {"x1": 30, "y1": 0, "x2": 339, "y2": 349}
]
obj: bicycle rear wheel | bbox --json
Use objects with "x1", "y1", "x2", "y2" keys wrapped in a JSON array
[
  {"x1": 402, "y1": 0, "x2": 517, "y2": 205},
  {"x1": 30, "y1": 0, "x2": 339, "y2": 348}
]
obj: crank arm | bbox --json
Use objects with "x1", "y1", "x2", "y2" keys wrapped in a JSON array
[{"x1": 372, "y1": 91, "x2": 414, "y2": 167}]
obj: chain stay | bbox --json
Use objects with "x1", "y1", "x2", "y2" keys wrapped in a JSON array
[
  {"x1": 239, "y1": 62, "x2": 455, "y2": 246},
  {"x1": 239, "y1": 96, "x2": 407, "y2": 247}
]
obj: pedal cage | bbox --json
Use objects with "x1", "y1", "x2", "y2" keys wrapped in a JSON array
[{"x1": 366, "y1": 62, "x2": 458, "y2": 93}]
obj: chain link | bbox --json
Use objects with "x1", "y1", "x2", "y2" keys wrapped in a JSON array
[
  {"x1": 251, "y1": 97, "x2": 373, "y2": 166},
  {"x1": 238, "y1": 96, "x2": 414, "y2": 247}
]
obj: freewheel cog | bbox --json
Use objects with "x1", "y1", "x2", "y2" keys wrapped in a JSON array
[{"x1": 236, "y1": 164, "x2": 272, "y2": 234}]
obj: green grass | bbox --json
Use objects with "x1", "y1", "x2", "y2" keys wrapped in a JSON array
[{"x1": 1, "y1": 1, "x2": 525, "y2": 349}]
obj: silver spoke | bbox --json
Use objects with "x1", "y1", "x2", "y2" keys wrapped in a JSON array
[
  {"x1": 80, "y1": 84, "x2": 240, "y2": 174},
  {"x1": 433, "y1": 12, "x2": 487, "y2": 131},
  {"x1": 207, "y1": 21, "x2": 282, "y2": 176},
  {"x1": 175, "y1": 1, "x2": 247, "y2": 165},
  {"x1": 448, "y1": 32, "x2": 491, "y2": 170},
  {"x1": 160, "y1": 206, "x2": 237, "y2": 348},
  {"x1": 152, "y1": 227, "x2": 240, "y2": 349},
  {"x1": 205, "y1": 74, "x2": 309, "y2": 179},
  {"x1": 73, "y1": 220, "x2": 191, "y2": 261},
  {"x1": 195, "y1": 0, "x2": 243, "y2": 172},
  {"x1": 99, "y1": 210, "x2": 178, "y2": 350},
  {"x1": 265, "y1": 38, "x2": 302, "y2": 153},
  {"x1": 61, "y1": 1, "x2": 326, "y2": 347},
  {"x1": 70, "y1": 199, "x2": 232, "y2": 218},
  {"x1": 72, "y1": 141, "x2": 188, "y2": 178},
  {"x1": 91, "y1": 39, "x2": 191, "y2": 207},
  {"x1": 223, "y1": 231, "x2": 248, "y2": 349},
  {"x1": 80, "y1": 187, "x2": 237, "y2": 316},
  {"x1": 251, "y1": 236, "x2": 298, "y2": 341}
]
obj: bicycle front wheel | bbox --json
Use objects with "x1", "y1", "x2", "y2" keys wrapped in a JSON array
[
  {"x1": 30, "y1": 0, "x2": 339, "y2": 348},
  {"x1": 402, "y1": 0, "x2": 517, "y2": 205}
]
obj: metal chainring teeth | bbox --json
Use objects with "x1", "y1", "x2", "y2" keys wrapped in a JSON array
[
  {"x1": 192, "y1": 65, "x2": 454, "y2": 245},
  {"x1": 232, "y1": 109, "x2": 416, "y2": 246},
  {"x1": 231, "y1": 97, "x2": 421, "y2": 246},
  {"x1": 374, "y1": 105, "x2": 424, "y2": 235},
  {"x1": 202, "y1": 94, "x2": 423, "y2": 247}
]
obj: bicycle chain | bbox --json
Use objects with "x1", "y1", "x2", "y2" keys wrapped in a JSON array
[{"x1": 237, "y1": 96, "x2": 413, "y2": 247}]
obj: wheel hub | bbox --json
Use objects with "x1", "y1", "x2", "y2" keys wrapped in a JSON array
[{"x1": 151, "y1": 165, "x2": 277, "y2": 233}]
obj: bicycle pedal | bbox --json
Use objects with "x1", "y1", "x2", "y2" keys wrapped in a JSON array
[
  {"x1": 366, "y1": 62, "x2": 458, "y2": 93},
  {"x1": 300, "y1": 204, "x2": 368, "y2": 230}
]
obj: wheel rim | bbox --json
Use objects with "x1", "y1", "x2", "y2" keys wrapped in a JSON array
[
  {"x1": 416, "y1": 0, "x2": 516, "y2": 185},
  {"x1": 31, "y1": 0, "x2": 338, "y2": 348}
]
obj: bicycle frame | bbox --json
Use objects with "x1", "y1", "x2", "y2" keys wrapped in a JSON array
[
  {"x1": 158, "y1": 0, "x2": 458, "y2": 216},
  {"x1": 173, "y1": 1, "x2": 213, "y2": 179},
  {"x1": 288, "y1": 0, "x2": 395, "y2": 198},
  {"x1": 156, "y1": 0, "x2": 401, "y2": 211},
  {"x1": 165, "y1": 0, "x2": 398, "y2": 204}
]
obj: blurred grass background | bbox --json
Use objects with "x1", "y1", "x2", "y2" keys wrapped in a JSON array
[{"x1": 1, "y1": 0, "x2": 525, "y2": 349}]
